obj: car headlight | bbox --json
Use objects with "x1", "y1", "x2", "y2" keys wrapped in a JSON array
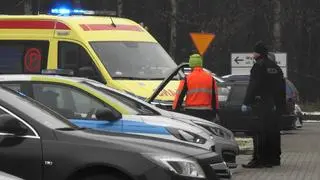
[
  {"x1": 218, "y1": 95, "x2": 228, "y2": 102},
  {"x1": 200, "y1": 125, "x2": 234, "y2": 140},
  {"x1": 218, "y1": 86, "x2": 231, "y2": 102},
  {"x1": 167, "y1": 128, "x2": 207, "y2": 144},
  {"x1": 144, "y1": 154, "x2": 206, "y2": 178}
]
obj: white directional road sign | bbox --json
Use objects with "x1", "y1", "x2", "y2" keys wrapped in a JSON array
[{"x1": 231, "y1": 53, "x2": 287, "y2": 77}]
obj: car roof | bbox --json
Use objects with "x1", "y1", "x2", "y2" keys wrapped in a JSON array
[
  {"x1": 0, "y1": 74, "x2": 112, "y2": 89},
  {"x1": 0, "y1": 74, "x2": 130, "y2": 99}
]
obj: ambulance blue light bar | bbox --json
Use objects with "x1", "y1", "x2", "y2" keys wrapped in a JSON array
[
  {"x1": 50, "y1": 8, "x2": 116, "y2": 16},
  {"x1": 50, "y1": 8, "x2": 95, "y2": 15}
]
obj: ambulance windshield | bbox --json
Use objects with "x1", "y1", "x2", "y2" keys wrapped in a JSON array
[{"x1": 90, "y1": 41, "x2": 178, "y2": 80}]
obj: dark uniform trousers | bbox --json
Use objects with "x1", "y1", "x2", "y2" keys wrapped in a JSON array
[{"x1": 252, "y1": 98, "x2": 281, "y2": 163}]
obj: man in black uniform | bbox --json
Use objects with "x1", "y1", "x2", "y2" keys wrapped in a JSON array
[{"x1": 241, "y1": 41, "x2": 286, "y2": 168}]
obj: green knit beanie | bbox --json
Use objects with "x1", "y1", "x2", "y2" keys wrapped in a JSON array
[{"x1": 189, "y1": 54, "x2": 203, "y2": 68}]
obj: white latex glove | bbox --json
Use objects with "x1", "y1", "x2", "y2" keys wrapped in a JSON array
[{"x1": 241, "y1": 104, "x2": 249, "y2": 112}]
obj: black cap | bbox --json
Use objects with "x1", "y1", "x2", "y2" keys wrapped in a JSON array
[{"x1": 254, "y1": 41, "x2": 268, "y2": 55}]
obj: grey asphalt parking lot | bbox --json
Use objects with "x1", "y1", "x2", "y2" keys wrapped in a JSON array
[{"x1": 232, "y1": 122, "x2": 320, "y2": 180}]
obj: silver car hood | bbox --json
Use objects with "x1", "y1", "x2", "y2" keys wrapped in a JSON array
[
  {"x1": 156, "y1": 108, "x2": 234, "y2": 136},
  {"x1": 122, "y1": 114, "x2": 209, "y2": 138}
]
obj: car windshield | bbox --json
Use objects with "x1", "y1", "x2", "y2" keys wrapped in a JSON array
[
  {"x1": 81, "y1": 82, "x2": 159, "y2": 116},
  {"x1": 90, "y1": 41, "x2": 178, "y2": 80}
]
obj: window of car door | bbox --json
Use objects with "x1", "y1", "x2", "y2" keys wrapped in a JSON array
[
  {"x1": 0, "y1": 106, "x2": 38, "y2": 137},
  {"x1": 32, "y1": 83, "x2": 114, "y2": 120},
  {"x1": 81, "y1": 82, "x2": 159, "y2": 116}
]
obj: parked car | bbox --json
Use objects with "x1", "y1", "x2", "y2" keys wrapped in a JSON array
[
  {"x1": 0, "y1": 74, "x2": 239, "y2": 168},
  {"x1": 221, "y1": 74, "x2": 303, "y2": 129},
  {"x1": 0, "y1": 85, "x2": 230, "y2": 180},
  {"x1": 84, "y1": 79, "x2": 239, "y2": 168},
  {"x1": 218, "y1": 81, "x2": 298, "y2": 132}
]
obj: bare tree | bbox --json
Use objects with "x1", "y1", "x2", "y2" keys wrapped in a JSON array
[
  {"x1": 117, "y1": 0, "x2": 123, "y2": 17},
  {"x1": 169, "y1": 0, "x2": 177, "y2": 58},
  {"x1": 73, "y1": 0, "x2": 81, "y2": 8},
  {"x1": 273, "y1": 0, "x2": 281, "y2": 51},
  {"x1": 24, "y1": 0, "x2": 32, "y2": 14}
]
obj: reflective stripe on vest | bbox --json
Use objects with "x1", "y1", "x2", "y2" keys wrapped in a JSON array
[
  {"x1": 185, "y1": 106, "x2": 212, "y2": 110},
  {"x1": 187, "y1": 88, "x2": 212, "y2": 95}
]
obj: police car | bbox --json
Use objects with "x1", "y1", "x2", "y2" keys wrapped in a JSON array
[{"x1": 0, "y1": 73, "x2": 240, "y2": 167}]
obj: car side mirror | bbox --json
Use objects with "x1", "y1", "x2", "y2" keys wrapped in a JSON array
[
  {"x1": 95, "y1": 108, "x2": 122, "y2": 121},
  {"x1": 0, "y1": 114, "x2": 28, "y2": 136}
]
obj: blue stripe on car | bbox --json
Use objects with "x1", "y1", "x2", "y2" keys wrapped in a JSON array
[{"x1": 70, "y1": 119, "x2": 170, "y2": 135}]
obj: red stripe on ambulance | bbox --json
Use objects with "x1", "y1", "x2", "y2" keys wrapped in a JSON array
[
  {"x1": 0, "y1": 20, "x2": 70, "y2": 30},
  {"x1": 79, "y1": 24, "x2": 143, "y2": 31}
]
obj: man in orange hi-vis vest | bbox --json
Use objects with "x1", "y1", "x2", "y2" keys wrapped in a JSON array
[{"x1": 172, "y1": 54, "x2": 218, "y2": 122}]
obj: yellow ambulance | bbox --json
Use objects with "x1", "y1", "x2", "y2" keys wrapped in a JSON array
[{"x1": 0, "y1": 9, "x2": 180, "y2": 106}]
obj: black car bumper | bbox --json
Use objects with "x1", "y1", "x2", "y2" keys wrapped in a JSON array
[{"x1": 142, "y1": 166, "x2": 218, "y2": 180}]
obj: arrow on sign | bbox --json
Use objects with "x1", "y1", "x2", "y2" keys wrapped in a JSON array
[{"x1": 234, "y1": 56, "x2": 244, "y2": 64}]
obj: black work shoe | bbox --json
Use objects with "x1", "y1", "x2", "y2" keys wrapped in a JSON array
[
  {"x1": 270, "y1": 160, "x2": 281, "y2": 166},
  {"x1": 262, "y1": 163, "x2": 274, "y2": 168},
  {"x1": 245, "y1": 159, "x2": 258, "y2": 166},
  {"x1": 242, "y1": 160, "x2": 264, "y2": 168}
]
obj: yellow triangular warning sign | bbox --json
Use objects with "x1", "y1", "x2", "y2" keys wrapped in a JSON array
[{"x1": 190, "y1": 33, "x2": 215, "y2": 56}]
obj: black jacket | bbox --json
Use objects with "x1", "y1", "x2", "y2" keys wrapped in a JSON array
[{"x1": 243, "y1": 56, "x2": 286, "y2": 114}]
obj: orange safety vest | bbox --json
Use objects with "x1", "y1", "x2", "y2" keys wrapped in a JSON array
[{"x1": 173, "y1": 67, "x2": 218, "y2": 110}]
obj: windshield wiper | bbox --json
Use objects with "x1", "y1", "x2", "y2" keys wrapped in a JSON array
[
  {"x1": 55, "y1": 127, "x2": 87, "y2": 131},
  {"x1": 113, "y1": 77, "x2": 179, "y2": 81},
  {"x1": 113, "y1": 76, "x2": 148, "y2": 80}
]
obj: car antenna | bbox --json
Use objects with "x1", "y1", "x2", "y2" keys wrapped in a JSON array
[{"x1": 110, "y1": 17, "x2": 117, "y2": 27}]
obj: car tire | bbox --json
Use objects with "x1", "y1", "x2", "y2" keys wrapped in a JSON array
[{"x1": 81, "y1": 173, "x2": 128, "y2": 180}]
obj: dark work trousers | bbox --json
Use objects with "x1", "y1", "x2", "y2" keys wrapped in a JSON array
[
  {"x1": 267, "y1": 112, "x2": 281, "y2": 162},
  {"x1": 184, "y1": 109, "x2": 216, "y2": 122},
  {"x1": 256, "y1": 103, "x2": 281, "y2": 163}
]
